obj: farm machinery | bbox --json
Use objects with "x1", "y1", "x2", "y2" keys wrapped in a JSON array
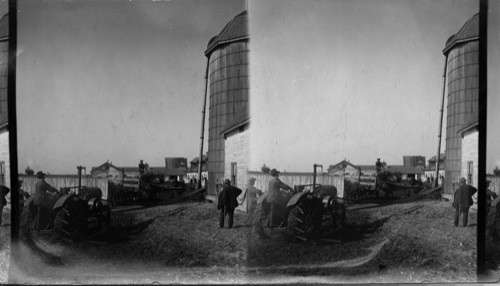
[
  {"x1": 108, "y1": 171, "x2": 193, "y2": 206},
  {"x1": 253, "y1": 164, "x2": 346, "y2": 241},
  {"x1": 344, "y1": 170, "x2": 425, "y2": 202},
  {"x1": 21, "y1": 167, "x2": 111, "y2": 242}
]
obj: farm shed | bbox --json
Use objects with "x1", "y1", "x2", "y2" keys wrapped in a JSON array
[
  {"x1": 458, "y1": 120, "x2": 478, "y2": 188},
  {"x1": 222, "y1": 105, "x2": 249, "y2": 193}
]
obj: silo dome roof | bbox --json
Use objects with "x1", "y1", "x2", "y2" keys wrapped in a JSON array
[
  {"x1": 205, "y1": 10, "x2": 248, "y2": 57},
  {"x1": 443, "y1": 13, "x2": 479, "y2": 55}
]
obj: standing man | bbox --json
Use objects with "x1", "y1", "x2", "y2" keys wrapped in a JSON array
[
  {"x1": 217, "y1": 179, "x2": 242, "y2": 229},
  {"x1": 485, "y1": 180, "x2": 497, "y2": 214},
  {"x1": 139, "y1": 160, "x2": 146, "y2": 175},
  {"x1": 0, "y1": 185, "x2": 9, "y2": 227},
  {"x1": 453, "y1": 177, "x2": 477, "y2": 227},
  {"x1": 245, "y1": 177, "x2": 263, "y2": 214},
  {"x1": 268, "y1": 169, "x2": 294, "y2": 228},
  {"x1": 33, "y1": 171, "x2": 57, "y2": 231},
  {"x1": 18, "y1": 179, "x2": 30, "y2": 206},
  {"x1": 18, "y1": 180, "x2": 30, "y2": 218},
  {"x1": 375, "y1": 158, "x2": 383, "y2": 173}
]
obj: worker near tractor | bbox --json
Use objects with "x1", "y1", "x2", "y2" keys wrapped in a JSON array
[
  {"x1": 139, "y1": 160, "x2": 146, "y2": 175},
  {"x1": 33, "y1": 171, "x2": 59, "y2": 231},
  {"x1": 0, "y1": 184, "x2": 9, "y2": 227},
  {"x1": 217, "y1": 179, "x2": 242, "y2": 228},
  {"x1": 452, "y1": 177, "x2": 477, "y2": 227},
  {"x1": 267, "y1": 169, "x2": 294, "y2": 228},
  {"x1": 376, "y1": 158, "x2": 383, "y2": 173},
  {"x1": 486, "y1": 180, "x2": 497, "y2": 212},
  {"x1": 18, "y1": 179, "x2": 30, "y2": 209},
  {"x1": 244, "y1": 177, "x2": 263, "y2": 214}
]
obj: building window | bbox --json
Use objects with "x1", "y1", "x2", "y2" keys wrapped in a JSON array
[
  {"x1": 0, "y1": 161, "x2": 4, "y2": 185},
  {"x1": 467, "y1": 161, "x2": 474, "y2": 185},
  {"x1": 231, "y1": 162, "x2": 237, "y2": 186}
]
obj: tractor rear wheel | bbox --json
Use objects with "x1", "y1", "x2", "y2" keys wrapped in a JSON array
[
  {"x1": 286, "y1": 199, "x2": 322, "y2": 241},
  {"x1": 487, "y1": 206, "x2": 500, "y2": 240},
  {"x1": 53, "y1": 203, "x2": 86, "y2": 242}
]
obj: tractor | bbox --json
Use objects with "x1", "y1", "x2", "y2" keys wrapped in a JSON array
[
  {"x1": 253, "y1": 164, "x2": 346, "y2": 241},
  {"x1": 21, "y1": 167, "x2": 111, "y2": 242}
]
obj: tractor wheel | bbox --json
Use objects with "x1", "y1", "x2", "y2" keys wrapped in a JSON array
[
  {"x1": 20, "y1": 205, "x2": 37, "y2": 240},
  {"x1": 252, "y1": 202, "x2": 269, "y2": 239},
  {"x1": 286, "y1": 199, "x2": 321, "y2": 241},
  {"x1": 53, "y1": 203, "x2": 87, "y2": 242},
  {"x1": 487, "y1": 206, "x2": 500, "y2": 241}
]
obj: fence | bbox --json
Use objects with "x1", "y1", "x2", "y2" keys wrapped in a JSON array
[
  {"x1": 248, "y1": 171, "x2": 345, "y2": 198},
  {"x1": 19, "y1": 174, "x2": 109, "y2": 199}
]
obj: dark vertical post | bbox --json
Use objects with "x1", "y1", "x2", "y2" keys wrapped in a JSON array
[
  {"x1": 313, "y1": 164, "x2": 317, "y2": 192},
  {"x1": 77, "y1": 166, "x2": 83, "y2": 193},
  {"x1": 8, "y1": 0, "x2": 18, "y2": 243},
  {"x1": 435, "y1": 55, "x2": 448, "y2": 188},
  {"x1": 197, "y1": 58, "x2": 210, "y2": 190},
  {"x1": 478, "y1": 0, "x2": 488, "y2": 274}
]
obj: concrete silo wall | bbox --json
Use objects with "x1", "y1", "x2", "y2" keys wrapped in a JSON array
[
  {"x1": 444, "y1": 41, "x2": 479, "y2": 194},
  {"x1": 207, "y1": 41, "x2": 249, "y2": 196}
]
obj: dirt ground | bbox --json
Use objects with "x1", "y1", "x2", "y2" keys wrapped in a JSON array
[
  {"x1": 0, "y1": 206, "x2": 10, "y2": 283},
  {"x1": 247, "y1": 199, "x2": 476, "y2": 283},
  {"x1": 3, "y1": 197, "x2": 479, "y2": 283}
]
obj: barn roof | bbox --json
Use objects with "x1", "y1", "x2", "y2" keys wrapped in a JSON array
[
  {"x1": 205, "y1": 10, "x2": 248, "y2": 57},
  {"x1": 443, "y1": 13, "x2": 479, "y2": 55},
  {"x1": 0, "y1": 14, "x2": 8, "y2": 40},
  {"x1": 428, "y1": 154, "x2": 446, "y2": 162},
  {"x1": 221, "y1": 104, "x2": 249, "y2": 136},
  {"x1": 458, "y1": 119, "x2": 478, "y2": 137}
]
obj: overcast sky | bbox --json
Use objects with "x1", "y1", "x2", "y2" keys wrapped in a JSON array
[
  {"x1": 248, "y1": 0, "x2": 478, "y2": 172},
  {"x1": 17, "y1": 0, "x2": 244, "y2": 174}
]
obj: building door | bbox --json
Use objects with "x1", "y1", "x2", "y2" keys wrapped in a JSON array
[
  {"x1": 231, "y1": 162, "x2": 237, "y2": 186},
  {"x1": 467, "y1": 161, "x2": 473, "y2": 185}
]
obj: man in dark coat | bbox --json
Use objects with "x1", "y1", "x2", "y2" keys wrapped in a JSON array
[
  {"x1": 217, "y1": 179, "x2": 242, "y2": 229},
  {"x1": 33, "y1": 171, "x2": 58, "y2": 231},
  {"x1": 267, "y1": 169, "x2": 293, "y2": 228},
  {"x1": 453, "y1": 177, "x2": 477, "y2": 227}
]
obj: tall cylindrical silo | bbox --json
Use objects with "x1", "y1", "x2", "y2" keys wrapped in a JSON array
[
  {"x1": 442, "y1": 13, "x2": 479, "y2": 194},
  {"x1": 0, "y1": 14, "x2": 9, "y2": 188},
  {"x1": 205, "y1": 11, "x2": 249, "y2": 196}
]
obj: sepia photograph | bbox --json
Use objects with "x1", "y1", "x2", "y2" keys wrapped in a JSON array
[{"x1": 0, "y1": 0, "x2": 495, "y2": 284}]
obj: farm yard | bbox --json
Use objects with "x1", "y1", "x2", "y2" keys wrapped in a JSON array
[{"x1": 3, "y1": 196, "x2": 477, "y2": 284}]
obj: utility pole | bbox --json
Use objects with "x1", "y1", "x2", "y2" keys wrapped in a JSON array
[
  {"x1": 434, "y1": 55, "x2": 448, "y2": 188},
  {"x1": 197, "y1": 58, "x2": 210, "y2": 189}
]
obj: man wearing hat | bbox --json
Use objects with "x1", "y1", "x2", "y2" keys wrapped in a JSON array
[
  {"x1": 486, "y1": 180, "x2": 497, "y2": 204},
  {"x1": 0, "y1": 184, "x2": 9, "y2": 226},
  {"x1": 18, "y1": 179, "x2": 30, "y2": 210},
  {"x1": 453, "y1": 177, "x2": 477, "y2": 227},
  {"x1": 217, "y1": 179, "x2": 242, "y2": 228},
  {"x1": 268, "y1": 169, "x2": 293, "y2": 228},
  {"x1": 244, "y1": 177, "x2": 263, "y2": 214},
  {"x1": 375, "y1": 158, "x2": 383, "y2": 173},
  {"x1": 33, "y1": 171, "x2": 58, "y2": 231}
]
